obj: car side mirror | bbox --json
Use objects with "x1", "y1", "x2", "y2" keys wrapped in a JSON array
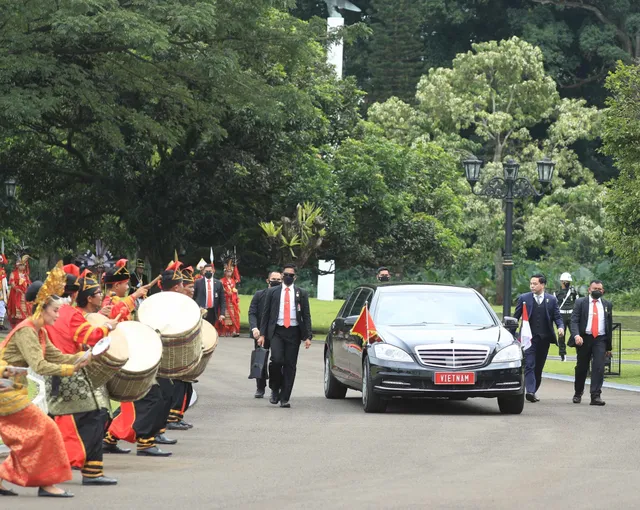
[
  {"x1": 344, "y1": 315, "x2": 358, "y2": 327},
  {"x1": 502, "y1": 316, "x2": 518, "y2": 335}
]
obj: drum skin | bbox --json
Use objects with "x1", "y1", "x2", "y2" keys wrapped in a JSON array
[
  {"x1": 84, "y1": 313, "x2": 130, "y2": 388},
  {"x1": 180, "y1": 320, "x2": 219, "y2": 382},
  {"x1": 137, "y1": 292, "x2": 204, "y2": 378}
]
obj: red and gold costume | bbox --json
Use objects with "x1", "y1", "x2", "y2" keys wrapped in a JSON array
[
  {"x1": 0, "y1": 264, "x2": 82, "y2": 490},
  {"x1": 217, "y1": 255, "x2": 241, "y2": 337},
  {"x1": 7, "y1": 256, "x2": 32, "y2": 328}
]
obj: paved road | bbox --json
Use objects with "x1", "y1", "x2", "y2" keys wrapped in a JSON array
[
  {"x1": 548, "y1": 354, "x2": 640, "y2": 365},
  {"x1": 6, "y1": 338, "x2": 640, "y2": 509}
]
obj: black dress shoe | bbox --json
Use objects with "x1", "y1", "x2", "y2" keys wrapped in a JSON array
[
  {"x1": 0, "y1": 487, "x2": 18, "y2": 496},
  {"x1": 38, "y1": 488, "x2": 74, "y2": 498},
  {"x1": 590, "y1": 396, "x2": 606, "y2": 406},
  {"x1": 279, "y1": 400, "x2": 291, "y2": 408},
  {"x1": 269, "y1": 391, "x2": 280, "y2": 405},
  {"x1": 525, "y1": 393, "x2": 539, "y2": 403},
  {"x1": 137, "y1": 446, "x2": 172, "y2": 457},
  {"x1": 254, "y1": 389, "x2": 265, "y2": 399},
  {"x1": 155, "y1": 433, "x2": 178, "y2": 445},
  {"x1": 167, "y1": 422, "x2": 190, "y2": 431},
  {"x1": 82, "y1": 476, "x2": 118, "y2": 486},
  {"x1": 103, "y1": 443, "x2": 131, "y2": 454},
  {"x1": 573, "y1": 394, "x2": 582, "y2": 404}
]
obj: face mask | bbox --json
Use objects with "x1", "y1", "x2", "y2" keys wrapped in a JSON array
[
  {"x1": 591, "y1": 290, "x2": 603, "y2": 300},
  {"x1": 204, "y1": 272, "x2": 213, "y2": 279},
  {"x1": 269, "y1": 280, "x2": 281, "y2": 288},
  {"x1": 282, "y1": 274, "x2": 295, "y2": 286},
  {"x1": 378, "y1": 275, "x2": 390, "y2": 282}
]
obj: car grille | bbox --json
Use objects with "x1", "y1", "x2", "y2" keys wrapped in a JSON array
[{"x1": 414, "y1": 344, "x2": 490, "y2": 369}]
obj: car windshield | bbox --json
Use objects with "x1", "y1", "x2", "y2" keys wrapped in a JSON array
[{"x1": 375, "y1": 290, "x2": 496, "y2": 327}]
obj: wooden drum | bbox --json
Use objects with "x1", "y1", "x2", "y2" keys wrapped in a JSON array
[
  {"x1": 137, "y1": 292, "x2": 203, "y2": 379},
  {"x1": 181, "y1": 320, "x2": 219, "y2": 382},
  {"x1": 106, "y1": 322, "x2": 163, "y2": 402},
  {"x1": 84, "y1": 313, "x2": 129, "y2": 388}
]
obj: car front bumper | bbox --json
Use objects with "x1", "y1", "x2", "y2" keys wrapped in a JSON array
[{"x1": 369, "y1": 357, "x2": 524, "y2": 398}]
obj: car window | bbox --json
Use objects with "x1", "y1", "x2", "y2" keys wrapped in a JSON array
[
  {"x1": 340, "y1": 289, "x2": 362, "y2": 318},
  {"x1": 375, "y1": 291, "x2": 495, "y2": 327},
  {"x1": 350, "y1": 289, "x2": 373, "y2": 317}
]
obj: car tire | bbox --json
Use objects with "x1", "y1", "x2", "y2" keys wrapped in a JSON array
[
  {"x1": 324, "y1": 351, "x2": 347, "y2": 399},
  {"x1": 497, "y1": 393, "x2": 525, "y2": 414},
  {"x1": 362, "y1": 357, "x2": 387, "y2": 413}
]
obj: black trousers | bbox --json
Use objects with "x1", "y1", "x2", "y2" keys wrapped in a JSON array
[
  {"x1": 157, "y1": 377, "x2": 175, "y2": 432},
  {"x1": 575, "y1": 334, "x2": 607, "y2": 397},
  {"x1": 269, "y1": 326, "x2": 301, "y2": 402},
  {"x1": 254, "y1": 338, "x2": 269, "y2": 391},
  {"x1": 169, "y1": 380, "x2": 193, "y2": 422},
  {"x1": 66, "y1": 408, "x2": 109, "y2": 478},
  {"x1": 204, "y1": 308, "x2": 218, "y2": 326}
]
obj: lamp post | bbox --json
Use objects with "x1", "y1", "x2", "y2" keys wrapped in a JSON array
[{"x1": 462, "y1": 156, "x2": 556, "y2": 318}]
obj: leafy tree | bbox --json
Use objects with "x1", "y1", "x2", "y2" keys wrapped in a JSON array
[{"x1": 601, "y1": 62, "x2": 640, "y2": 267}]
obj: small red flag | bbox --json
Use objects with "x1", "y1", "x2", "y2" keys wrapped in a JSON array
[{"x1": 350, "y1": 305, "x2": 379, "y2": 345}]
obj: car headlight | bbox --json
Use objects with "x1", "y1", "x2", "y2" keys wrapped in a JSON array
[
  {"x1": 372, "y1": 343, "x2": 413, "y2": 363},
  {"x1": 492, "y1": 344, "x2": 523, "y2": 363}
]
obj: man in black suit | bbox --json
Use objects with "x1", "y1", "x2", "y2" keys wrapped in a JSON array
[
  {"x1": 514, "y1": 273, "x2": 564, "y2": 403},
  {"x1": 192, "y1": 263, "x2": 226, "y2": 326},
  {"x1": 570, "y1": 280, "x2": 613, "y2": 406},
  {"x1": 248, "y1": 271, "x2": 282, "y2": 398},
  {"x1": 258, "y1": 264, "x2": 312, "y2": 408}
]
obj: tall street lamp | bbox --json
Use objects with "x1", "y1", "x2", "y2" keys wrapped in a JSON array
[{"x1": 462, "y1": 156, "x2": 556, "y2": 318}]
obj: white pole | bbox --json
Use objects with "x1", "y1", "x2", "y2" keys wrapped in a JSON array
[
  {"x1": 327, "y1": 17, "x2": 345, "y2": 79},
  {"x1": 317, "y1": 260, "x2": 335, "y2": 301}
]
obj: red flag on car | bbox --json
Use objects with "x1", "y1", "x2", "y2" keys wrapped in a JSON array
[{"x1": 350, "y1": 305, "x2": 379, "y2": 345}]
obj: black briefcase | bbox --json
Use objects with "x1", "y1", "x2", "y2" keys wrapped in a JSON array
[{"x1": 248, "y1": 347, "x2": 269, "y2": 379}]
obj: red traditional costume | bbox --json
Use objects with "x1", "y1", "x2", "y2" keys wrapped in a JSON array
[
  {"x1": 0, "y1": 263, "x2": 82, "y2": 493},
  {"x1": 217, "y1": 253, "x2": 241, "y2": 337},
  {"x1": 7, "y1": 255, "x2": 32, "y2": 328}
]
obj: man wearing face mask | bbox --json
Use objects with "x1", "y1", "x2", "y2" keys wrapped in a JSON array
[
  {"x1": 553, "y1": 272, "x2": 579, "y2": 361},
  {"x1": 570, "y1": 280, "x2": 613, "y2": 406},
  {"x1": 193, "y1": 263, "x2": 226, "y2": 327},
  {"x1": 248, "y1": 271, "x2": 282, "y2": 398},
  {"x1": 376, "y1": 267, "x2": 391, "y2": 283},
  {"x1": 258, "y1": 264, "x2": 312, "y2": 408}
]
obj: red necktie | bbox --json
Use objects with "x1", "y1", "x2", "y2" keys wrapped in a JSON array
[
  {"x1": 591, "y1": 300, "x2": 599, "y2": 337},
  {"x1": 207, "y1": 279, "x2": 213, "y2": 308},
  {"x1": 284, "y1": 287, "x2": 291, "y2": 328}
]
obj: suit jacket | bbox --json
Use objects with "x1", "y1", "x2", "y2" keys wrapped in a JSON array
[
  {"x1": 570, "y1": 297, "x2": 613, "y2": 351},
  {"x1": 193, "y1": 277, "x2": 226, "y2": 317},
  {"x1": 514, "y1": 292, "x2": 563, "y2": 344},
  {"x1": 259, "y1": 285, "x2": 312, "y2": 342},
  {"x1": 248, "y1": 289, "x2": 266, "y2": 332}
]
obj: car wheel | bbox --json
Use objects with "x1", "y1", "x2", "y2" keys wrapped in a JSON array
[
  {"x1": 497, "y1": 393, "x2": 525, "y2": 414},
  {"x1": 324, "y1": 351, "x2": 347, "y2": 399},
  {"x1": 362, "y1": 357, "x2": 387, "y2": 413}
]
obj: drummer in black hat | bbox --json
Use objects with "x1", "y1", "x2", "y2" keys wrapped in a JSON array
[{"x1": 130, "y1": 259, "x2": 148, "y2": 295}]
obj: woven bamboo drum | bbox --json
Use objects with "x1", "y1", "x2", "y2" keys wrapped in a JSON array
[
  {"x1": 137, "y1": 292, "x2": 204, "y2": 378},
  {"x1": 84, "y1": 313, "x2": 129, "y2": 388},
  {"x1": 181, "y1": 320, "x2": 219, "y2": 382},
  {"x1": 106, "y1": 321, "x2": 162, "y2": 402}
]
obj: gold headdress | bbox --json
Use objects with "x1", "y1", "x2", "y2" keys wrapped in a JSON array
[{"x1": 32, "y1": 261, "x2": 66, "y2": 319}]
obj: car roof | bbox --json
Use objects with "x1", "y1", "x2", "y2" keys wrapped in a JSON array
[{"x1": 356, "y1": 282, "x2": 479, "y2": 294}]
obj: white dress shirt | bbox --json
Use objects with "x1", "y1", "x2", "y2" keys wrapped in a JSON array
[
  {"x1": 534, "y1": 293, "x2": 544, "y2": 305},
  {"x1": 277, "y1": 283, "x2": 298, "y2": 327},
  {"x1": 586, "y1": 297, "x2": 606, "y2": 337}
]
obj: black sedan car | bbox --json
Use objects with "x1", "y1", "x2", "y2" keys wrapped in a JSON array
[{"x1": 324, "y1": 283, "x2": 524, "y2": 414}]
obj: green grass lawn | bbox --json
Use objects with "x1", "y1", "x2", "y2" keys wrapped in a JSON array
[
  {"x1": 544, "y1": 359, "x2": 640, "y2": 387},
  {"x1": 237, "y1": 294, "x2": 343, "y2": 335}
]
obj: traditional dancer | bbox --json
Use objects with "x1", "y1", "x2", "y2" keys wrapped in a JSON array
[
  {"x1": 0, "y1": 254, "x2": 8, "y2": 330},
  {"x1": 218, "y1": 253, "x2": 240, "y2": 337},
  {"x1": 0, "y1": 263, "x2": 91, "y2": 498},
  {"x1": 7, "y1": 255, "x2": 31, "y2": 328},
  {"x1": 167, "y1": 265, "x2": 194, "y2": 430},
  {"x1": 45, "y1": 266, "x2": 120, "y2": 486},
  {"x1": 102, "y1": 262, "x2": 175, "y2": 457}
]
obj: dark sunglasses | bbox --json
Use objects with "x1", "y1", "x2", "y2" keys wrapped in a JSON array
[{"x1": 283, "y1": 273, "x2": 295, "y2": 277}]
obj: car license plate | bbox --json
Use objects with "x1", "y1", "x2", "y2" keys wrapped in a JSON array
[{"x1": 434, "y1": 372, "x2": 475, "y2": 385}]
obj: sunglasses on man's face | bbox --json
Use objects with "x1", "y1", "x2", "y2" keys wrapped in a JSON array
[{"x1": 283, "y1": 273, "x2": 295, "y2": 277}]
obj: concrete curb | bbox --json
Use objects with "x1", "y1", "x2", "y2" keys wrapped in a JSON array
[{"x1": 542, "y1": 372, "x2": 640, "y2": 393}]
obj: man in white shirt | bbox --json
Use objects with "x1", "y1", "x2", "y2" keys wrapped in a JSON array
[{"x1": 570, "y1": 280, "x2": 613, "y2": 406}]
